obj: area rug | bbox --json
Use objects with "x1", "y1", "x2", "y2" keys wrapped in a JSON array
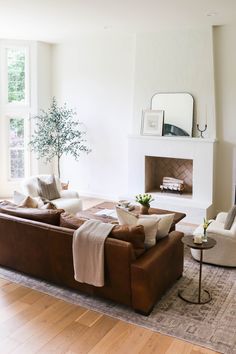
[{"x1": 0, "y1": 224, "x2": 235, "y2": 354}]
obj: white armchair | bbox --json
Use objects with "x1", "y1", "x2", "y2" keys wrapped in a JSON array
[
  {"x1": 20, "y1": 175, "x2": 83, "y2": 215},
  {"x1": 191, "y1": 212, "x2": 236, "y2": 267}
]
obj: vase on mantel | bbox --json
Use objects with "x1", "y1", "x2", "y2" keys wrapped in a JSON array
[{"x1": 140, "y1": 205, "x2": 150, "y2": 215}]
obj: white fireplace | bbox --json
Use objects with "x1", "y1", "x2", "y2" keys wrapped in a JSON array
[{"x1": 128, "y1": 135, "x2": 216, "y2": 223}]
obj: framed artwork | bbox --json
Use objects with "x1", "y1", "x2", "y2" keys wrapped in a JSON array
[{"x1": 141, "y1": 110, "x2": 164, "y2": 136}]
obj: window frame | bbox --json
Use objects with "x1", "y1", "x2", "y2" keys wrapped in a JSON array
[
  {"x1": 4, "y1": 44, "x2": 30, "y2": 107},
  {"x1": 0, "y1": 41, "x2": 31, "y2": 181}
]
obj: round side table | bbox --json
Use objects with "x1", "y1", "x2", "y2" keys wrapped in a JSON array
[{"x1": 178, "y1": 235, "x2": 216, "y2": 304}]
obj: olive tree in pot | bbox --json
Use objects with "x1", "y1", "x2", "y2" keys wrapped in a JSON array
[{"x1": 29, "y1": 97, "x2": 91, "y2": 181}]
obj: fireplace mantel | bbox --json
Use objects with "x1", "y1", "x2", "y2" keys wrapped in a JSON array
[
  {"x1": 128, "y1": 135, "x2": 217, "y2": 223},
  {"x1": 128, "y1": 134, "x2": 217, "y2": 144}
]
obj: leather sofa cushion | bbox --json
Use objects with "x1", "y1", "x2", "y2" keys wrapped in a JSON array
[
  {"x1": 60, "y1": 212, "x2": 145, "y2": 257},
  {"x1": 0, "y1": 201, "x2": 63, "y2": 226},
  {"x1": 60, "y1": 212, "x2": 89, "y2": 229},
  {"x1": 109, "y1": 225, "x2": 145, "y2": 258}
]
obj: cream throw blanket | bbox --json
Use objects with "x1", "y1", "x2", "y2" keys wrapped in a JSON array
[{"x1": 73, "y1": 219, "x2": 115, "y2": 287}]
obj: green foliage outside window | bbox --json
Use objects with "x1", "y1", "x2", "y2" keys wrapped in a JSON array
[{"x1": 8, "y1": 49, "x2": 25, "y2": 103}]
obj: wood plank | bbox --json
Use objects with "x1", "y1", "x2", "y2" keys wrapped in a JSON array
[
  {"x1": 88, "y1": 321, "x2": 153, "y2": 354},
  {"x1": 165, "y1": 338, "x2": 193, "y2": 354},
  {"x1": 140, "y1": 332, "x2": 173, "y2": 353},
  {"x1": 10, "y1": 299, "x2": 76, "y2": 345},
  {"x1": 67, "y1": 315, "x2": 118, "y2": 354},
  {"x1": 0, "y1": 293, "x2": 57, "y2": 339},
  {"x1": 75, "y1": 309, "x2": 103, "y2": 327},
  {"x1": 37, "y1": 319, "x2": 88, "y2": 354},
  {"x1": 12, "y1": 305, "x2": 87, "y2": 354}
]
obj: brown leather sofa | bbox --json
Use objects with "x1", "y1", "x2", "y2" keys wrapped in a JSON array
[{"x1": 0, "y1": 211, "x2": 184, "y2": 315}]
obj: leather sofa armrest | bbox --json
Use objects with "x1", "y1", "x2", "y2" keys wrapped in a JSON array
[
  {"x1": 131, "y1": 231, "x2": 184, "y2": 315},
  {"x1": 94, "y1": 237, "x2": 135, "y2": 306}
]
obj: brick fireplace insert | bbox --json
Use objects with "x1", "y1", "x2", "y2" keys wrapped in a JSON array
[{"x1": 145, "y1": 156, "x2": 193, "y2": 196}]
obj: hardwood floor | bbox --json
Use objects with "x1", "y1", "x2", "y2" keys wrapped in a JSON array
[{"x1": 0, "y1": 278, "x2": 218, "y2": 354}]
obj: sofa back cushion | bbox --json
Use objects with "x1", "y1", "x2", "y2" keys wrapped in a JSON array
[
  {"x1": 60, "y1": 212, "x2": 89, "y2": 229},
  {"x1": 0, "y1": 201, "x2": 63, "y2": 226},
  {"x1": 109, "y1": 225, "x2": 145, "y2": 258},
  {"x1": 60, "y1": 212, "x2": 145, "y2": 258}
]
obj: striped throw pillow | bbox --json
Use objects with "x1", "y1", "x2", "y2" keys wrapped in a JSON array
[{"x1": 37, "y1": 175, "x2": 60, "y2": 201}]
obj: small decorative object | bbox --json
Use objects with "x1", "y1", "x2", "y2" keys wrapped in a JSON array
[
  {"x1": 61, "y1": 181, "x2": 69, "y2": 190},
  {"x1": 118, "y1": 200, "x2": 130, "y2": 208},
  {"x1": 202, "y1": 218, "x2": 212, "y2": 242},
  {"x1": 135, "y1": 193, "x2": 154, "y2": 215},
  {"x1": 160, "y1": 176, "x2": 184, "y2": 194},
  {"x1": 194, "y1": 234, "x2": 203, "y2": 244},
  {"x1": 196, "y1": 123, "x2": 207, "y2": 138},
  {"x1": 141, "y1": 110, "x2": 164, "y2": 136}
]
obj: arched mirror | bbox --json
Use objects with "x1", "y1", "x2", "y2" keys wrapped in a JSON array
[{"x1": 151, "y1": 92, "x2": 194, "y2": 136}]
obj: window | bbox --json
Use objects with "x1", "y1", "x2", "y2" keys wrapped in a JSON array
[
  {"x1": 9, "y1": 117, "x2": 26, "y2": 179},
  {"x1": 0, "y1": 43, "x2": 30, "y2": 180},
  {"x1": 7, "y1": 48, "x2": 26, "y2": 104}
]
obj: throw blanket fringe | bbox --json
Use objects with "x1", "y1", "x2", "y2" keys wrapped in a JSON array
[{"x1": 73, "y1": 219, "x2": 115, "y2": 287}]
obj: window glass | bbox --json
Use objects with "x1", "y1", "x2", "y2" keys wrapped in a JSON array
[
  {"x1": 9, "y1": 118, "x2": 24, "y2": 148},
  {"x1": 10, "y1": 150, "x2": 25, "y2": 179},
  {"x1": 9, "y1": 117, "x2": 25, "y2": 179},
  {"x1": 7, "y1": 48, "x2": 26, "y2": 103}
]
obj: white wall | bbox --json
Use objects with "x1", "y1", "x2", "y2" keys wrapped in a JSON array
[
  {"x1": 132, "y1": 29, "x2": 216, "y2": 137},
  {"x1": 52, "y1": 29, "x2": 219, "y2": 202},
  {"x1": 213, "y1": 25, "x2": 236, "y2": 212},
  {"x1": 30, "y1": 41, "x2": 53, "y2": 176},
  {"x1": 52, "y1": 34, "x2": 135, "y2": 199}
]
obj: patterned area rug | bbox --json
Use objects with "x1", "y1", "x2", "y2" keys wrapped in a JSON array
[{"x1": 0, "y1": 224, "x2": 235, "y2": 354}]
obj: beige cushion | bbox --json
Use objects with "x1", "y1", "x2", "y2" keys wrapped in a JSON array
[
  {"x1": 40, "y1": 202, "x2": 57, "y2": 210},
  {"x1": 37, "y1": 175, "x2": 60, "y2": 201},
  {"x1": 156, "y1": 214, "x2": 175, "y2": 240},
  {"x1": 18, "y1": 196, "x2": 38, "y2": 208},
  {"x1": 224, "y1": 205, "x2": 236, "y2": 230},
  {"x1": 116, "y1": 207, "x2": 160, "y2": 248},
  {"x1": 116, "y1": 206, "x2": 138, "y2": 224}
]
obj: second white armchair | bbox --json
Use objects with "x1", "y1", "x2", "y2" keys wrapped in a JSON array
[{"x1": 191, "y1": 212, "x2": 236, "y2": 267}]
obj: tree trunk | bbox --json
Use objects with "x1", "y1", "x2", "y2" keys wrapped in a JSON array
[{"x1": 57, "y1": 156, "x2": 60, "y2": 178}]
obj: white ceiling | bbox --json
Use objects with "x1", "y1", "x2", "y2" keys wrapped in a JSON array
[{"x1": 0, "y1": 0, "x2": 235, "y2": 43}]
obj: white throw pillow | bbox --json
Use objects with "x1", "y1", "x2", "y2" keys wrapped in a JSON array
[
  {"x1": 13, "y1": 191, "x2": 44, "y2": 208},
  {"x1": 116, "y1": 207, "x2": 160, "y2": 248},
  {"x1": 13, "y1": 190, "x2": 27, "y2": 204},
  {"x1": 137, "y1": 215, "x2": 160, "y2": 248},
  {"x1": 156, "y1": 214, "x2": 175, "y2": 240},
  {"x1": 116, "y1": 206, "x2": 138, "y2": 225}
]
